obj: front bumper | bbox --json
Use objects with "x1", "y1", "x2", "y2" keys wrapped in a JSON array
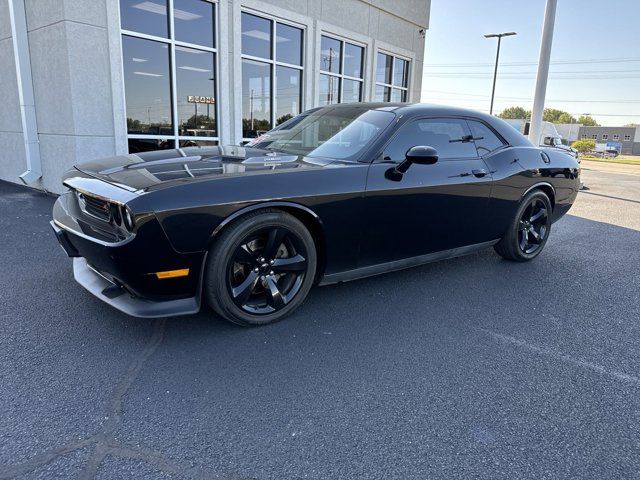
[
  {"x1": 72, "y1": 257, "x2": 199, "y2": 318},
  {"x1": 51, "y1": 193, "x2": 205, "y2": 318}
]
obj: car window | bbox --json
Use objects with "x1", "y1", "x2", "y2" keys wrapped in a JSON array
[
  {"x1": 383, "y1": 118, "x2": 478, "y2": 162},
  {"x1": 467, "y1": 119, "x2": 505, "y2": 155}
]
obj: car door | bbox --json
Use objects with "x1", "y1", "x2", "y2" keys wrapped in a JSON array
[{"x1": 359, "y1": 117, "x2": 494, "y2": 267}]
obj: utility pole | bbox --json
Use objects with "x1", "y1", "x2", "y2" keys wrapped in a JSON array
[
  {"x1": 528, "y1": 0, "x2": 558, "y2": 146},
  {"x1": 484, "y1": 31, "x2": 516, "y2": 115}
]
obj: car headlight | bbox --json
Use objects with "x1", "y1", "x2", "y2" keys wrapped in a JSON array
[{"x1": 122, "y1": 205, "x2": 135, "y2": 231}]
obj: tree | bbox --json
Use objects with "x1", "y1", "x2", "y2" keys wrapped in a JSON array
[
  {"x1": 497, "y1": 106, "x2": 530, "y2": 119},
  {"x1": 577, "y1": 115, "x2": 599, "y2": 126},
  {"x1": 276, "y1": 114, "x2": 293, "y2": 126},
  {"x1": 571, "y1": 139, "x2": 596, "y2": 153},
  {"x1": 542, "y1": 108, "x2": 576, "y2": 123},
  {"x1": 127, "y1": 117, "x2": 143, "y2": 131},
  {"x1": 557, "y1": 112, "x2": 576, "y2": 124}
]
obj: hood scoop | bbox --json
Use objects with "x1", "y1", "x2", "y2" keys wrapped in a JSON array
[{"x1": 242, "y1": 153, "x2": 298, "y2": 165}]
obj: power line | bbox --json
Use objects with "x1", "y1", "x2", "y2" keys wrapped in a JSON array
[
  {"x1": 424, "y1": 57, "x2": 640, "y2": 68},
  {"x1": 422, "y1": 89, "x2": 640, "y2": 103}
]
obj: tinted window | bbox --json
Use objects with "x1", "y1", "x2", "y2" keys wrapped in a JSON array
[
  {"x1": 275, "y1": 66, "x2": 301, "y2": 124},
  {"x1": 342, "y1": 79, "x2": 362, "y2": 103},
  {"x1": 241, "y1": 59, "x2": 271, "y2": 137},
  {"x1": 376, "y1": 53, "x2": 392, "y2": 84},
  {"x1": 173, "y1": 0, "x2": 215, "y2": 48},
  {"x1": 241, "y1": 13, "x2": 271, "y2": 59},
  {"x1": 384, "y1": 118, "x2": 478, "y2": 162},
  {"x1": 467, "y1": 119, "x2": 505, "y2": 155},
  {"x1": 276, "y1": 23, "x2": 302, "y2": 66},
  {"x1": 320, "y1": 36, "x2": 341, "y2": 73},
  {"x1": 122, "y1": 36, "x2": 173, "y2": 135},
  {"x1": 176, "y1": 46, "x2": 216, "y2": 137},
  {"x1": 344, "y1": 43, "x2": 364, "y2": 78},
  {"x1": 319, "y1": 74, "x2": 339, "y2": 105},
  {"x1": 120, "y1": 0, "x2": 168, "y2": 37}
]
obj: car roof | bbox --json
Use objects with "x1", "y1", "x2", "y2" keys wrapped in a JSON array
[{"x1": 312, "y1": 103, "x2": 533, "y2": 147}]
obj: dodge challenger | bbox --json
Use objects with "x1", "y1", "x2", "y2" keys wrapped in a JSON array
[{"x1": 51, "y1": 103, "x2": 580, "y2": 326}]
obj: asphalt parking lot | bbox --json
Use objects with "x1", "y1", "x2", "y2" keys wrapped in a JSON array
[{"x1": 1, "y1": 163, "x2": 639, "y2": 479}]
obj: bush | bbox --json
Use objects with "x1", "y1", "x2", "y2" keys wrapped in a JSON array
[{"x1": 571, "y1": 139, "x2": 596, "y2": 153}]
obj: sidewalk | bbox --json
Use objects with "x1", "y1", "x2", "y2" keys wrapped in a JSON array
[{"x1": 580, "y1": 159, "x2": 640, "y2": 176}]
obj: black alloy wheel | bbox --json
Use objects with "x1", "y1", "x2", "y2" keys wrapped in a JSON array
[
  {"x1": 228, "y1": 226, "x2": 308, "y2": 315},
  {"x1": 494, "y1": 190, "x2": 552, "y2": 262},
  {"x1": 517, "y1": 197, "x2": 549, "y2": 255},
  {"x1": 205, "y1": 209, "x2": 317, "y2": 326}
]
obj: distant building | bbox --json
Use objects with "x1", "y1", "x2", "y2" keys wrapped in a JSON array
[{"x1": 578, "y1": 126, "x2": 640, "y2": 155}]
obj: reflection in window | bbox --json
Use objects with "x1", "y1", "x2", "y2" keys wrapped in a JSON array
[
  {"x1": 242, "y1": 59, "x2": 271, "y2": 137},
  {"x1": 173, "y1": 0, "x2": 215, "y2": 48},
  {"x1": 275, "y1": 66, "x2": 301, "y2": 125},
  {"x1": 241, "y1": 13, "x2": 272, "y2": 59},
  {"x1": 320, "y1": 36, "x2": 341, "y2": 74},
  {"x1": 241, "y1": 12, "x2": 303, "y2": 138},
  {"x1": 342, "y1": 79, "x2": 361, "y2": 104},
  {"x1": 376, "y1": 52, "x2": 409, "y2": 102},
  {"x1": 276, "y1": 23, "x2": 303, "y2": 66},
  {"x1": 374, "y1": 85, "x2": 390, "y2": 102},
  {"x1": 121, "y1": 0, "x2": 218, "y2": 152},
  {"x1": 319, "y1": 35, "x2": 364, "y2": 105},
  {"x1": 122, "y1": 36, "x2": 173, "y2": 135},
  {"x1": 120, "y1": 0, "x2": 169, "y2": 38},
  {"x1": 319, "y1": 74, "x2": 340, "y2": 106},
  {"x1": 176, "y1": 46, "x2": 216, "y2": 137}
]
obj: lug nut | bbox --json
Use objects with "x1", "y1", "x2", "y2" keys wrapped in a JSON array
[
  {"x1": 269, "y1": 270, "x2": 274, "y2": 275},
  {"x1": 269, "y1": 259, "x2": 275, "y2": 265},
  {"x1": 253, "y1": 267, "x2": 259, "y2": 273}
]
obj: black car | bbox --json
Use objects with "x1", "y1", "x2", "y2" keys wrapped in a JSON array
[{"x1": 51, "y1": 103, "x2": 580, "y2": 326}]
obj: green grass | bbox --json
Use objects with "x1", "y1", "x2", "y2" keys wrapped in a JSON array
[{"x1": 580, "y1": 155, "x2": 640, "y2": 166}]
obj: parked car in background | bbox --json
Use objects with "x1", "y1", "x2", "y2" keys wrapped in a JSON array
[{"x1": 51, "y1": 103, "x2": 580, "y2": 326}]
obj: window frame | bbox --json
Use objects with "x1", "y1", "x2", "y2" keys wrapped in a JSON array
[
  {"x1": 591, "y1": 134, "x2": 598, "y2": 140},
  {"x1": 318, "y1": 33, "x2": 366, "y2": 105},
  {"x1": 240, "y1": 9, "x2": 305, "y2": 141},
  {"x1": 377, "y1": 116, "x2": 489, "y2": 164},
  {"x1": 624, "y1": 134, "x2": 631, "y2": 141},
  {"x1": 120, "y1": 0, "x2": 220, "y2": 150},
  {"x1": 375, "y1": 51, "x2": 411, "y2": 102},
  {"x1": 602, "y1": 134, "x2": 609, "y2": 140},
  {"x1": 465, "y1": 118, "x2": 509, "y2": 157}
]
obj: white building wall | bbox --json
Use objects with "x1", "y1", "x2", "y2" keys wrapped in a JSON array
[{"x1": 1, "y1": 0, "x2": 429, "y2": 194}]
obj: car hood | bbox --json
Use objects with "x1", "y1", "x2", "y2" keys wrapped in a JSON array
[{"x1": 74, "y1": 145, "x2": 346, "y2": 192}]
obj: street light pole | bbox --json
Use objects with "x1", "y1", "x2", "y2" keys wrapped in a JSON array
[{"x1": 484, "y1": 32, "x2": 517, "y2": 115}]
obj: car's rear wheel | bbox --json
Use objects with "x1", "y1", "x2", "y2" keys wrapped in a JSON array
[
  {"x1": 494, "y1": 190, "x2": 552, "y2": 262},
  {"x1": 205, "y1": 209, "x2": 316, "y2": 326}
]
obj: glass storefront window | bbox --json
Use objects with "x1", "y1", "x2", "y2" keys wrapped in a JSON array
[
  {"x1": 276, "y1": 23, "x2": 303, "y2": 66},
  {"x1": 173, "y1": 0, "x2": 215, "y2": 48},
  {"x1": 120, "y1": 0, "x2": 169, "y2": 38},
  {"x1": 241, "y1": 12, "x2": 303, "y2": 138},
  {"x1": 121, "y1": 0, "x2": 218, "y2": 152},
  {"x1": 319, "y1": 74, "x2": 340, "y2": 106},
  {"x1": 375, "y1": 52, "x2": 409, "y2": 102},
  {"x1": 343, "y1": 43, "x2": 364, "y2": 79},
  {"x1": 122, "y1": 35, "x2": 173, "y2": 135},
  {"x1": 176, "y1": 46, "x2": 216, "y2": 137},
  {"x1": 241, "y1": 13, "x2": 272, "y2": 59},
  {"x1": 275, "y1": 66, "x2": 301, "y2": 125},
  {"x1": 319, "y1": 35, "x2": 364, "y2": 105},
  {"x1": 342, "y1": 79, "x2": 362, "y2": 104},
  {"x1": 320, "y1": 36, "x2": 341, "y2": 74},
  {"x1": 242, "y1": 59, "x2": 271, "y2": 137}
]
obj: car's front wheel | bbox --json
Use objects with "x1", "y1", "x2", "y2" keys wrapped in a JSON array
[
  {"x1": 205, "y1": 209, "x2": 317, "y2": 326},
  {"x1": 494, "y1": 190, "x2": 552, "y2": 262}
]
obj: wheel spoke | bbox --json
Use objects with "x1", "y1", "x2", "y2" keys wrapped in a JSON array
[
  {"x1": 520, "y1": 230, "x2": 528, "y2": 250},
  {"x1": 530, "y1": 208, "x2": 547, "y2": 223},
  {"x1": 234, "y1": 244, "x2": 256, "y2": 264},
  {"x1": 271, "y1": 254, "x2": 307, "y2": 273},
  {"x1": 232, "y1": 270, "x2": 259, "y2": 304},
  {"x1": 529, "y1": 228, "x2": 541, "y2": 244},
  {"x1": 263, "y1": 227, "x2": 287, "y2": 259},
  {"x1": 265, "y1": 276, "x2": 286, "y2": 310}
]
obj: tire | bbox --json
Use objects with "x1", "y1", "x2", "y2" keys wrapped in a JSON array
[
  {"x1": 494, "y1": 190, "x2": 552, "y2": 262},
  {"x1": 205, "y1": 209, "x2": 317, "y2": 326}
]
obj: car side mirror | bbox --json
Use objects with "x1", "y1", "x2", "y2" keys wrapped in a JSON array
[{"x1": 385, "y1": 146, "x2": 438, "y2": 181}]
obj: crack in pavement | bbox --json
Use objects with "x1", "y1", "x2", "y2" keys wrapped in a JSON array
[{"x1": 0, "y1": 318, "x2": 200, "y2": 479}]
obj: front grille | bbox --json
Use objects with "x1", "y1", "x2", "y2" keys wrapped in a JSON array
[{"x1": 77, "y1": 192, "x2": 111, "y2": 222}]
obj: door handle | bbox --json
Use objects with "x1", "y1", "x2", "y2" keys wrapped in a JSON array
[{"x1": 472, "y1": 169, "x2": 488, "y2": 178}]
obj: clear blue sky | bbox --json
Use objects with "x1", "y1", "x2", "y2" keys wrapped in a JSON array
[{"x1": 421, "y1": 0, "x2": 640, "y2": 126}]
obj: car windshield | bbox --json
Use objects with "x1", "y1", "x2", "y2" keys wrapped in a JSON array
[{"x1": 263, "y1": 107, "x2": 396, "y2": 160}]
